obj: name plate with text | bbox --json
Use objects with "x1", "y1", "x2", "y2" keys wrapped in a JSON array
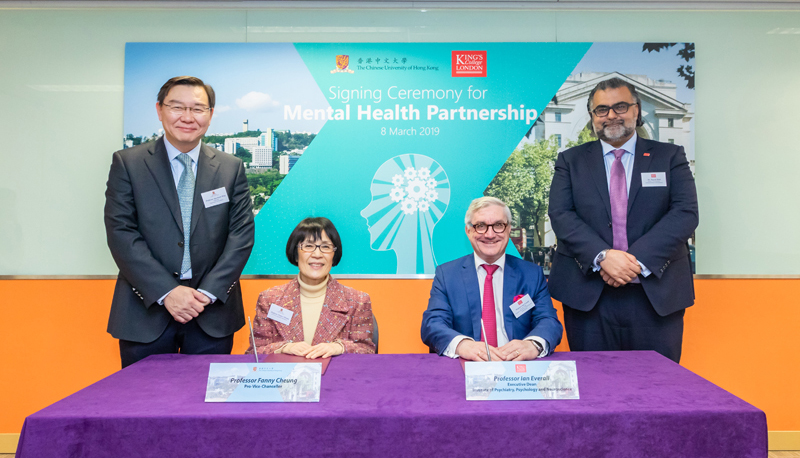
[
  {"x1": 205, "y1": 363, "x2": 321, "y2": 402},
  {"x1": 465, "y1": 360, "x2": 579, "y2": 401}
]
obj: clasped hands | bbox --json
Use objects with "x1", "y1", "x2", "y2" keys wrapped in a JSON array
[
  {"x1": 456, "y1": 339, "x2": 540, "y2": 362},
  {"x1": 599, "y1": 249, "x2": 641, "y2": 288},
  {"x1": 164, "y1": 285, "x2": 211, "y2": 324},
  {"x1": 281, "y1": 341, "x2": 344, "y2": 359}
]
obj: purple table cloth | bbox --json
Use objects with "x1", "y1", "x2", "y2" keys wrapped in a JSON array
[{"x1": 16, "y1": 351, "x2": 766, "y2": 458}]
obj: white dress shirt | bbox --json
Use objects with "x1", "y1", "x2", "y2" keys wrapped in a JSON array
[
  {"x1": 157, "y1": 137, "x2": 217, "y2": 305},
  {"x1": 443, "y1": 253, "x2": 549, "y2": 358}
]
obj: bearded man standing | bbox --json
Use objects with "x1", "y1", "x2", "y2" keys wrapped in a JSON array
[{"x1": 547, "y1": 77, "x2": 698, "y2": 363}]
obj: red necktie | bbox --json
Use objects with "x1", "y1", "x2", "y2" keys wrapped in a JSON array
[{"x1": 481, "y1": 264, "x2": 499, "y2": 347}]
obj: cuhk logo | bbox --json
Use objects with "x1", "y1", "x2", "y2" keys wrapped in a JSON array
[
  {"x1": 331, "y1": 55, "x2": 355, "y2": 74},
  {"x1": 451, "y1": 50, "x2": 487, "y2": 77},
  {"x1": 515, "y1": 364, "x2": 527, "y2": 373}
]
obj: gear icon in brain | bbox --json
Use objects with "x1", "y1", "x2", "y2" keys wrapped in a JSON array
[
  {"x1": 406, "y1": 179, "x2": 427, "y2": 200},
  {"x1": 425, "y1": 189, "x2": 438, "y2": 202},
  {"x1": 390, "y1": 164, "x2": 442, "y2": 215},
  {"x1": 390, "y1": 187, "x2": 406, "y2": 202},
  {"x1": 401, "y1": 199, "x2": 417, "y2": 215}
]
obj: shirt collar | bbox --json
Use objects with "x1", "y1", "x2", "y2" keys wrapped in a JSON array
[
  {"x1": 163, "y1": 136, "x2": 202, "y2": 165},
  {"x1": 473, "y1": 252, "x2": 506, "y2": 272},
  {"x1": 600, "y1": 132, "x2": 637, "y2": 156}
]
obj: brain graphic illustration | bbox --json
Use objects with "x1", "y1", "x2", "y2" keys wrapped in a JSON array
[{"x1": 391, "y1": 167, "x2": 439, "y2": 215}]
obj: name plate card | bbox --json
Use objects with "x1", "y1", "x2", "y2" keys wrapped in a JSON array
[
  {"x1": 465, "y1": 361, "x2": 579, "y2": 401},
  {"x1": 205, "y1": 363, "x2": 321, "y2": 402}
]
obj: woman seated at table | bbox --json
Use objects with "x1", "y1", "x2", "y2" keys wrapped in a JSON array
[{"x1": 247, "y1": 217, "x2": 375, "y2": 358}]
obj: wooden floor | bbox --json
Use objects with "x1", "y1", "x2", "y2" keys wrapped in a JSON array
[{"x1": 3, "y1": 453, "x2": 799, "y2": 457}]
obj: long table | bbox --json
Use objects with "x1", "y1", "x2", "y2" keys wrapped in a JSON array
[{"x1": 16, "y1": 351, "x2": 766, "y2": 458}]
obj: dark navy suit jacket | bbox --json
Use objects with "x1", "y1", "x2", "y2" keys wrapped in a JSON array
[
  {"x1": 421, "y1": 254, "x2": 563, "y2": 355},
  {"x1": 547, "y1": 137, "x2": 698, "y2": 316}
]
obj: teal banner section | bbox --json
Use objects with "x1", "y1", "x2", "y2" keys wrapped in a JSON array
[{"x1": 245, "y1": 43, "x2": 590, "y2": 275}]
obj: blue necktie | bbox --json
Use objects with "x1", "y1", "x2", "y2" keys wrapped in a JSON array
[{"x1": 176, "y1": 154, "x2": 195, "y2": 275}]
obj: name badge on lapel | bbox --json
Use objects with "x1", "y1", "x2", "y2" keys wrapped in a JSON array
[
  {"x1": 641, "y1": 172, "x2": 667, "y2": 187},
  {"x1": 201, "y1": 187, "x2": 229, "y2": 208},
  {"x1": 510, "y1": 294, "x2": 535, "y2": 318},
  {"x1": 267, "y1": 304, "x2": 293, "y2": 325}
]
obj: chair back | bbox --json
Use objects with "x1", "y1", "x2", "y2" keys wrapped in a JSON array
[{"x1": 371, "y1": 315, "x2": 379, "y2": 354}]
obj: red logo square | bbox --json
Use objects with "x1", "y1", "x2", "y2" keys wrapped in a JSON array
[
  {"x1": 651, "y1": 173, "x2": 657, "y2": 177},
  {"x1": 515, "y1": 364, "x2": 527, "y2": 373},
  {"x1": 452, "y1": 51, "x2": 487, "y2": 77}
]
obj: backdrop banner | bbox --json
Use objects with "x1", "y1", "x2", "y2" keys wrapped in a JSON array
[{"x1": 124, "y1": 42, "x2": 695, "y2": 276}]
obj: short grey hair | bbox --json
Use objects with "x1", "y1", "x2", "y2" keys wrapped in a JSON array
[{"x1": 464, "y1": 196, "x2": 512, "y2": 228}]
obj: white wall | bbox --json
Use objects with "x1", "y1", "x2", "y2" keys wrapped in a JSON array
[{"x1": 0, "y1": 7, "x2": 798, "y2": 275}]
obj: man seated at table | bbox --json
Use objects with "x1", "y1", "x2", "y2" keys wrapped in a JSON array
[{"x1": 421, "y1": 197, "x2": 563, "y2": 362}]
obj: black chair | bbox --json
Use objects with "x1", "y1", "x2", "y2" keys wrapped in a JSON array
[{"x1": 371, "y1": 315, "x2": 379, "y2": 354}]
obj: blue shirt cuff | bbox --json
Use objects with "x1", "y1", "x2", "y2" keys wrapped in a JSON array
[{"x1": 198, "y1": 289, "x2": 217, "y2": 304}]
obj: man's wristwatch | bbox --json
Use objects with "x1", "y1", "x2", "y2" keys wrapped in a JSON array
[
  {"x1": 530, "y1": 340, "x2": 544, "y2": 354},
  {"x1": 596, "y1": 249, "x2": 610, "y2": 264}
]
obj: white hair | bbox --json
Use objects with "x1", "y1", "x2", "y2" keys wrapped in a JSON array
[{"x1": 464, "y1": 196, "x2": 512, "y2": 228}]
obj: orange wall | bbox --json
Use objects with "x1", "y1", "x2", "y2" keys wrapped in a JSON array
[{"x1": 1, "y1": 278, "x2": 798, "y2": 433}]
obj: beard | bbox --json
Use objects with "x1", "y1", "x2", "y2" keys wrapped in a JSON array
[{"x1": 596, "y1": 120, "x2": 635, "y2": 144}]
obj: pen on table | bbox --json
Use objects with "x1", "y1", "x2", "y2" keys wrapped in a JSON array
[
  {"x1": 480, "y1": 319, "x2": 492, "y2": 362},
  {"x1": 248, "y1": 316, "x2": 259, "y2": 364}
]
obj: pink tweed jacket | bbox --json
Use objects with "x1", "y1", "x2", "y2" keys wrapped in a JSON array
[{"x1": 246, "y1": 277, "x2": 375, "y2": 355}]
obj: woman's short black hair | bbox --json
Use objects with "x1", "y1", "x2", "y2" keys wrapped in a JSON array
[{"x1": 285, "y1": 217, "x2": 343, "y2": 267}]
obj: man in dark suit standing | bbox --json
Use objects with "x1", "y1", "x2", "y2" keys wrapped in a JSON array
[
  {"x1": 105, "y1": 76, "x2": 255, "y2": 368},
  {"x1": 548, "y1": 77, "x2": 698, "y2": 363},
  {"x1": 421, "y1": 197, "x2": 563, "y2": 362}
]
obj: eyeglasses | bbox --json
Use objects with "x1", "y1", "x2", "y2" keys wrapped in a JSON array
[
  {"x1": 162, "y1": 103, "x2": 212, "y2": 117},
  {"x1": 590, "y1": 102, "x2": 637, "y2": 117},
  {"x1": 470, "y1": 222, "x2": 508, "y2": 234},
  {"x1": 299, "y1": 242, "x2": 337, "y2": 254}
]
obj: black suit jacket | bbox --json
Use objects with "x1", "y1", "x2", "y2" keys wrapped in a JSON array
[
  {"x1": 547, "y1": 137, "x2": 698, "y2": 317},
  {"x1": 104, "y1": 138, "x2": 255, "y2": 343}
]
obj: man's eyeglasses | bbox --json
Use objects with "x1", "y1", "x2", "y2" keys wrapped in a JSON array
[
  {"x1": 590, "y1": 102, "x2": 637, "y2": 117},
  {"x1": 299, "y1": 242, "x2": 337, "y2": 254},
  {"x1": 162, "y1": 103, "x2": 212, "y2": 117},
  {"x1": 470, "y1": 222, "x2": 508, "y2": 234}
]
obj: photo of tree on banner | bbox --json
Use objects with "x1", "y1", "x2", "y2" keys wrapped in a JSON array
[{"x1": 485, "y1": 42, "x2": 696, "y2": 274}]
